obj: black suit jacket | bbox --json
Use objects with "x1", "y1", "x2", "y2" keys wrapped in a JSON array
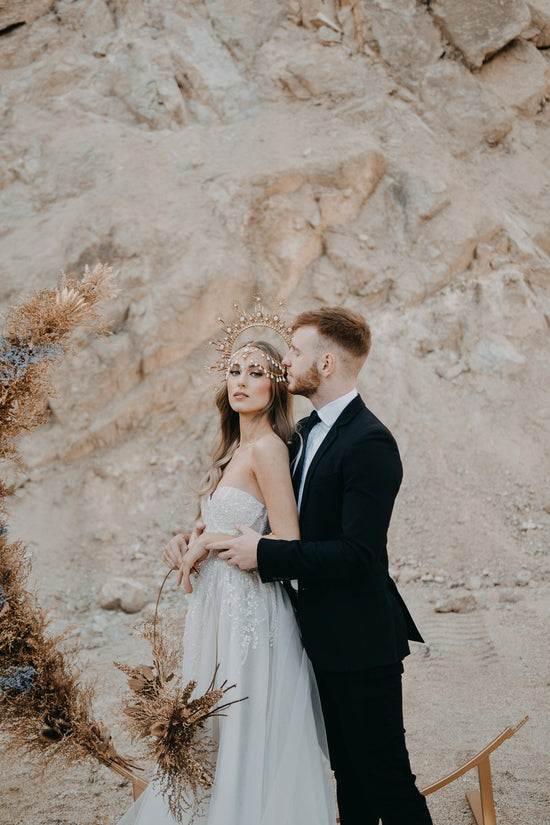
[{"x1": 257, "y1": 394, "x2": 423, "y2": 671}]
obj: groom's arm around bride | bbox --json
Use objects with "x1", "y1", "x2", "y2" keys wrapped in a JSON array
[{"x1": 258, "y1": 395, "x2": 421, "y2": 672}]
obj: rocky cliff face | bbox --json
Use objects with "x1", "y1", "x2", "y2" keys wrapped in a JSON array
[{"x1": 1, "y1": 2, "x2": 549, "y2": 823}]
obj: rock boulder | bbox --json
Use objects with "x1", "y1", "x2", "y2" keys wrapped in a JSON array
[
  {"x1": 480, "y1": 39, "x2": 550, "y2": 117},
  {"x1": 98, "y1": 577, "x2": 148, "y2": 613},
  {"x1": 0, "y1": 0, "x2": 54, "y2": 30},
  {"x1": 527, "y1": 0, "x2": 550, "y2": 46},
  {"x1": 431, "y1": 0, "x2": 532, "y2": 68}
]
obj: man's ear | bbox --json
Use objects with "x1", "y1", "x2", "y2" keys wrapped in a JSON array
[{"x1": 320, "y1": 352, "x2": 336, "y2": 377}]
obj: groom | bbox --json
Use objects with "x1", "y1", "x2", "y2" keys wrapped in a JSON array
[{"x1": 210, "y1": 307, "x2": 432, "y2": 825}]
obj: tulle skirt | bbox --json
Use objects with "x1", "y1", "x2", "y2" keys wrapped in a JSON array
[{"x1": 117, "y1": 555, "x2": 337, "y2": 825}]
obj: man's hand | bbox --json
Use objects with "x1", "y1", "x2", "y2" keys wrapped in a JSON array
[
  {"x1": 162, "y1": 521, "x2": 205, "y2": 570},
  {"x1": 208, "y1": 525, "x2": 261, "y2": 571}
]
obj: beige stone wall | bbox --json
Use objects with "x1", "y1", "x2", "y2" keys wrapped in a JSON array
[{"x1": 1, "y1": 2, "x2": 549, "y2": 822}]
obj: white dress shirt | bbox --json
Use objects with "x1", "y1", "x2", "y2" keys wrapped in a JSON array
[{"x1": 296, "y1": 388, "x2": 358, "y2": 512}]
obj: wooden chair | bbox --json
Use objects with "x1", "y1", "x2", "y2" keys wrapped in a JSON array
[
  {"x1": 104, "y1": 716, "x2": 529, "y2": 822},
  {"x1": 420, "y1": 716, "x2": 529, "y2": 825}
]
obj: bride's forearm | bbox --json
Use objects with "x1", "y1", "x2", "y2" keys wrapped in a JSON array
[{"x1": 202, "y1": 532, "x2": 242, "y2": 549}]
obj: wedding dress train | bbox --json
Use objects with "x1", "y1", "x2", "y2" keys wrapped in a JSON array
[{"x1": 117, "y1": 486, "x2": 337, "y2": 825}]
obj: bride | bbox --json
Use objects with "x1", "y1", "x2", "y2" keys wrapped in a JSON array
[{"x1": 117, "y1": 338, "x2": 337, "y2": 825}]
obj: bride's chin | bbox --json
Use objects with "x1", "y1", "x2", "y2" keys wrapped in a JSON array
[{"x1": 230, "y1": 401, "x2": 264, "y2": 414}]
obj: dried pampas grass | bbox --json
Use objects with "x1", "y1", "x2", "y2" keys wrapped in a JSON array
[
  {"x1": 0, "y1": 264, "x2": 135, "y2": 776},
  {"x1": 0, "y1": 263, "x2": 119, "y2": 465}
]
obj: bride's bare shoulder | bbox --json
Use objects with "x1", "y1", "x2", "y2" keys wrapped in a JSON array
[{"x1": 251, "y1": 431, "x2": 290, "y2": 464}]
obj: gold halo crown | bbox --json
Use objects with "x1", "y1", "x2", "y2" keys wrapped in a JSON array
[{"x1": 209, "y1": 297, "x2": 293, "y2": 381}]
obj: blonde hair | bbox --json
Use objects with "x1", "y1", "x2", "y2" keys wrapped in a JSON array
[{"x1": 196, "y1": 341, "x2": 294, "y2": 509}]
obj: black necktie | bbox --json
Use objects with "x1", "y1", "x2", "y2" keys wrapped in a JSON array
[{"x1": 292, "y1": 410, "x2": 321, "y2": 498}]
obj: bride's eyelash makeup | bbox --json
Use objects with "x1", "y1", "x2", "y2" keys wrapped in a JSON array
[{"x1": 229, "y1": 363, "x2": 266, "y2": 378}]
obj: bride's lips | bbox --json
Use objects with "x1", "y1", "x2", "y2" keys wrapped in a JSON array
[{"x1": 233, "y1": 392, "x2": 249, "y2": 399}]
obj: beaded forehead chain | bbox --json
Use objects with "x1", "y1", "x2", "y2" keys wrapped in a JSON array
[{"x1": 209, "y1": 297, "x2": 293, "y2": 382}]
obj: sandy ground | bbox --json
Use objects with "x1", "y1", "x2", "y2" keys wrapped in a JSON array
[{"x1": 2, "y1": 421, "x2": 549, "y2": 825}]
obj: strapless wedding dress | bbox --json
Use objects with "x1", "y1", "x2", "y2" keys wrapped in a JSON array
[{"x1": 117, "y1": 486, "x2": 337, "y2": 825}]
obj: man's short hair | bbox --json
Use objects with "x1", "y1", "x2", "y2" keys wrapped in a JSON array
[{"x1": 293, "y1": 307, "x2": 371, "y2": 359}]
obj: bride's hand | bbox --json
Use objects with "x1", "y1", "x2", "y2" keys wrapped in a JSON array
[
  {"x1": 162, "y1": 534, "x2": 188, "y2": 570},
  {"x1": 177, "y1": 533, "x2": 211, "y2": 593},
  {"x1": 188, "y1": 521, "x2": 206, "y2": 549},
  {"x1": 162, "y1": 522, "x2": 205, "y2": 570}
]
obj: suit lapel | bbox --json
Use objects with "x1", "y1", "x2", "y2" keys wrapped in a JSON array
[{"x1": 299, "y1": 426, "x2": 339, "y2": 514}]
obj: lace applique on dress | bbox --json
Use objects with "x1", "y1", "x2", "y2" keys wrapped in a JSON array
[{"x1": 183, "y1": 487, "x2": 279, "y2": 665}]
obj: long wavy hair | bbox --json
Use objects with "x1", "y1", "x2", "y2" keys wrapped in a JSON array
[{"x1": 196, "y1": 340, "x2": 295, "y2": 507}]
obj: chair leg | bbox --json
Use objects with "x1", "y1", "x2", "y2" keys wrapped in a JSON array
[
  {"x1": 465, "y1": 789, "x2": 483, "y2": 825},
  {"x1": 465, "y1": 756, "x2": 497, "y2": 825},
  {"x1": 478, "y1": 756, "x2": 497, "y2": 825}
]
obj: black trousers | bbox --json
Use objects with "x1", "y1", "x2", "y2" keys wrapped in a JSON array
[{"x1": 314, "y1": 664, "x2": 432, "y2": 825}]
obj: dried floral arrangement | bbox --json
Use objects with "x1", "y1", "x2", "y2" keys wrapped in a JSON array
[
  {"x1": 0, "y1": 265, "x2": 136, "y2": 774},
  {"x1": 0, "y1": 266, "x2": 245, "y2": 820},
  {"x1": 0, "y1": 265, "x2": 118, "y2": 465},
  {"x1": 0, "y1": 529, "x2": 136, "y2": 771},
  {"x1": 115, "y1": 575, "x2": 245, "y2": 822}
]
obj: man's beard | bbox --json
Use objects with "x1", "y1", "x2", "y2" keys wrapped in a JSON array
[{"x1": 288, "y1": 363, "x2": 321, "y2": 398}]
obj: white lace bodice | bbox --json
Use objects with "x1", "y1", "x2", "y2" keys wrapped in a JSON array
[
  {"x1": 202, "y1": 486, "x2": 269, "y2": 536},
  {"x1": 183, "y1": 486, "x2": 276, "y2": 666}
]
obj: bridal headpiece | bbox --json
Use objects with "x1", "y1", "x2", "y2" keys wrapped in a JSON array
[{"x1": 209, "y1": 296, "x2": 293, "y2": 382}]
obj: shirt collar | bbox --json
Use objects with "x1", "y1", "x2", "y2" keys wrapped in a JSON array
[{"x1": 314, "y1": 388, "x2": 358, "y2": 427}]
